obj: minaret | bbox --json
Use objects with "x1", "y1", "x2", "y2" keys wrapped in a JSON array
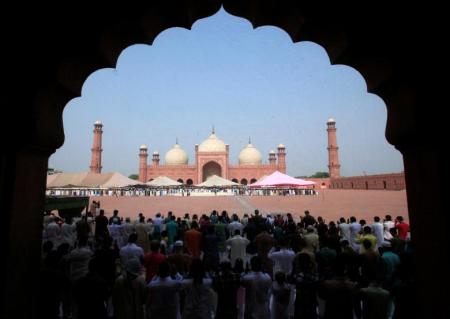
[
  {"x1": 277, "y1": 144, "x2": 286, "y2": 173},
  {"x1": 269, "y1": 150, "x2": 277, "y2": 165},
  {"x1": 138, "y1": 145, "x2": 148, "y2": 182},
  {"x1": 152, "y1": 151, "x2": 160, "y2": 167},
  {"x1": 327, "y1": 118, "x2": 341, "y2": 178},
  {"x1": 89, "y1": 120, "x2": 103, "y2": 173}
]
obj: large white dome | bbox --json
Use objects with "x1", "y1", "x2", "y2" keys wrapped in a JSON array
[
  {"x1": 198, "y1": 133, "x2": 227, "y2": 152},
  {"x1": 239, "y1": 143, "x2": 262, "y2": 165},
  {"x1": 165, "y1": 143, "x2": 188, "y2": 165}
]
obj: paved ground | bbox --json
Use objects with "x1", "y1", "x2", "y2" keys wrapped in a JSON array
[{"x1": 89, "y1": 189, "x2": 409, "y2": 223}]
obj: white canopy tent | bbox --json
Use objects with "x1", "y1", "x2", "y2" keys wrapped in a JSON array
[
  {"x1": 145, "y1": 176, "x2": 182, "y2": 187},
  {"x1": 196, "y1": 175, "x2": 241, "y2": 187},
  {"x1": 46, "y1": 172, "x2": 143, "y2": 188}
]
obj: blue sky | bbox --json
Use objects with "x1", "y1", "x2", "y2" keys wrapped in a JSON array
[{"x1": 49, "y1": 9, "x2": 404, "y2": 177}]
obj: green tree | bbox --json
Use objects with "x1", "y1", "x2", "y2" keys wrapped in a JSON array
[
  {"x1": 309, "y1": 172, "x2": 330, "y2": 178},
  {"x1": 128, "y1": 174, "x2": 139, "y2": 180}
]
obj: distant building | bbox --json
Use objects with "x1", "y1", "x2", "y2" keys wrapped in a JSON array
[{"x1": 137, "y1": 130, "x2": 286, "y2": 185}]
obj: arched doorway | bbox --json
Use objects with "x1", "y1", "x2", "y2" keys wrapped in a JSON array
[
  {"x1": 231, "y1": 178, "x2": 238, "y2": 183},
  {"x1": 3, "y1": 3, "x2": 442, "y2": 318},
  {"x1": 186, "y1": 179, "x2": 193, "y2": 186},
  {"x1": 250, "y1": 178, "x2": 257, "y2": 184},
  {"x1": 202, "y1": 161, "x2": 222, "y2": 181},
  {"x1": 241, "y1": 178, "x2": 248, "y2": 185},
  {"x1": 177, "y1": 178, "x2": 184, "y2": 184}
]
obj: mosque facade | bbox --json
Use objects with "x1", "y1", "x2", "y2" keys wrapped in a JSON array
[
  {"x1": 88, "y1": 119, "x2": 405, "y2": 190},
  {"x1": 137, "y1": 130, "x2": 286, "y2": 185}
]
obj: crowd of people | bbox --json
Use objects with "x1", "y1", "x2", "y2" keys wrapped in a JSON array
[
  {"x1": 46, "y1": 187, "x2": 319, "y2": 197},
  {"x1": 40, "y1": 208, "x2": 412, "y2": 319}
]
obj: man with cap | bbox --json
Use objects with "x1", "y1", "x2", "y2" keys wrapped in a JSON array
[{"x1": 167, "y1": 240, "x2": 192, "y2": 277}]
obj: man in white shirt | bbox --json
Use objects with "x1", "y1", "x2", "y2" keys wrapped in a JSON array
[
  {"x1": 147, "y1": 261, "x2": 181, "y2": 319},
  {"x1": 241, "y1": 256, "x2": 272, "y2": 319},
  {"x1": 349, "y1": 216, "x2": 362, "y2": 251},
  {"x1": 268, "y1": 238, "x2": 296, "y2": 276},
  {"x1": 338, "y1": 217, "x2": 351, "y2": 242},
  {"x1": 228, "y1": 214, "x2": 244, "y2": 236},
  {"x1": 383, "y1": 215, "x2": 395, "y2": 241},
  {"x1": 120, "y1": 233, "x2": 144, "y2": 267},
  {"x1": 371, "y1": 216, "x2": 385, "y2": 249},
  {"x1": 226, "y1": 229, "x2": 250, "y2": 267}
]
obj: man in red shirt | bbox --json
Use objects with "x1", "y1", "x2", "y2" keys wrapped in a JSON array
[
  {"x1": 184, "y1": 221, "x2": 202, "y2": 258},
  {"x1": 395, "y1": 216, "x2": 410, "y2": 240},
  {"x1": 143, "y1": 240, "x2": 166, "y2": 283}
]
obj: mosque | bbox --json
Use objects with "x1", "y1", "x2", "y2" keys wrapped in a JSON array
[
  {"x1": 88, "y1": 119, "x2": 343, "y2": 186},
  {"x1": 88, "y1": 119, "x2": 404, "y2": 190},
  {"x1": 137, "y1": 129, "x2": 287, "y2": 185}
]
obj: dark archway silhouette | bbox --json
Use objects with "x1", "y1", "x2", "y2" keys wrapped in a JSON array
[
  {"x1": 177, "y1": 178, "x2": 184, "y2": 184},
  {"x1": 1, "y1": 2, "x2": 444, "y2": 318},
  {"x1": 250, "y1": 178, "x2": 257, "y2": 184},
  {"x1": 241, "y1": 178, "x2": 248, "y2": 185},
  {"x1": 202, "y1": 161, "x2": 222, "y2": 181},
  {"x1": 186, "y1": 179, "x2": 193, "y2": 185},
  {"x1": 231, "y1": 178, "x2": 238, "y2": 183}
]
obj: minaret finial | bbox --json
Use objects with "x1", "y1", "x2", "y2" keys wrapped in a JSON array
[
  {"x1": 176, "y1": 137, "x2": 178, "y2": 145},
  {"x1": 248, "y1": 137, "x2": 251, "y2": 144},
  {"x1": 212, "y1": 125, "x2": 215, "y2": 134}
]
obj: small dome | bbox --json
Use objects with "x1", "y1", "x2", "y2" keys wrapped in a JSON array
[
  {"x1": 198, "y1": 132, "x2": 227, "y2": 152},
  {"x1": 239, "y1": 143, "x2": 262, "y2": 165},
  {"x1": 139, "y1": 144, "x2": 147, "y2": 150},
  {"x1": 278, "y1": 143, "x2": 285, "y2": 148},
  {"x1": 269, "y1": 150, "x2": 276, "y2": 154},
  {"x1": 165, "y1": 143, "x2": 188, "y2": 165},
  {"x1": 327, "y1": 118, "x2": 336, "y2": 124},
  {"x1": 94, "y1": 120, "x2": 102, "y2": 125}
]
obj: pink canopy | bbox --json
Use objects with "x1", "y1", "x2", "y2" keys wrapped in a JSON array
[{"x1": 248, "y1": 171, "x2": 316, "y2": 188}]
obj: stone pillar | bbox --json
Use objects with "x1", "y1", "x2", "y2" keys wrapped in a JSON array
[
  {"x1": 1, "y1": 148, "x2": 53, "y2": 318},
  {"x1": 89, "y1": 121, "x2": 103, "y2": 173},
  {"x1": 277, "y1": 144, "x2": 286, "y2": 173},
  {"x1": 269, "y1": 150, "x2": 276, "y2": 166},
  {"x1": 400, "y1": 146, "x2": 446, "y2": 319},
  {"x1": 138, "y1": 145, "x2": 148, "y2": 182},
  {"x1": 152, "y1": 151, "x2": 160, "y2": 167},
  {"x1": 327, "y1": 118, "x2": 341, "y2": 178}
]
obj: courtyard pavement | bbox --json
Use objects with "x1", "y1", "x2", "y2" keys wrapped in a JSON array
[{"x1": 89, "y1": 189, "x2": 409, "y2": 223}]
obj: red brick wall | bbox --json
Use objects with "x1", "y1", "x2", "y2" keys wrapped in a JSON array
[{"x1": 330, "y1": 172, "x2": 405, "y2": 190}]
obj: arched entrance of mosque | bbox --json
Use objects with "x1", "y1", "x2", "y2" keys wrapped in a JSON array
[
  {"x1": 202, "y1": 161, "x2": 222, "y2": 181},
  {"x1": 241, "y1": 178, "x2": 248, "y2": 185},
  {"x1": 250, "y1": 178, "x2": 257, "y2": 184},
  {"x1": 2, "y1": 3, "x2": 444, "y2": 318},
  {"x1": 231, "y1": 178, "x2": 238, "y2": 183},
  {"x1": 186, "y1": 179, "x2": 193, "y2": 186},
  {"x1": 177, "y1": 178, "x2": 184, "y2": 184}
]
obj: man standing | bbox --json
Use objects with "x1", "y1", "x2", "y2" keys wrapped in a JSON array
[
  {"x1": 226, "y1": 229, "x2": 250, "y2": 267},
  {"x1": 241, "y1": 256, "x2": 272, "y2": 319}
]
